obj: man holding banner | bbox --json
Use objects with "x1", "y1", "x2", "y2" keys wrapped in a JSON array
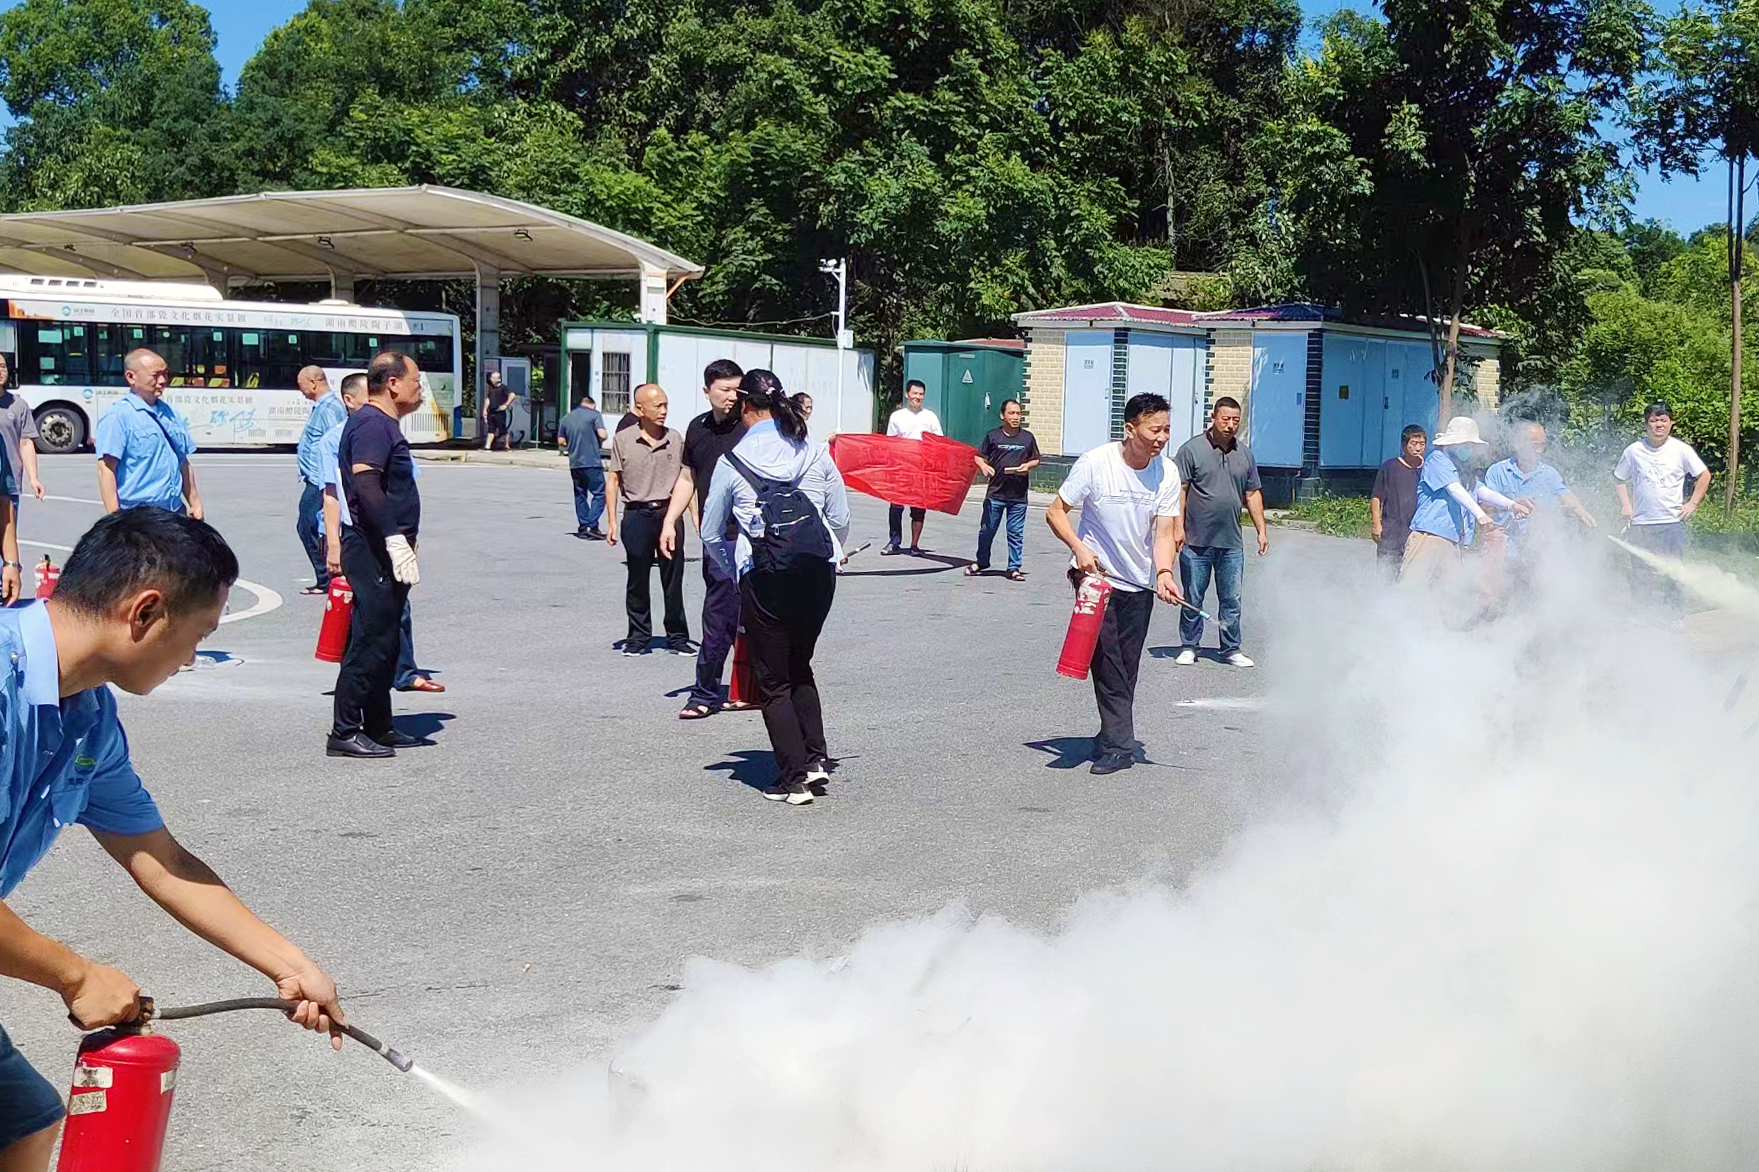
[{"x1": 881, "y1": 380, "x2": 942, "y2": 555}]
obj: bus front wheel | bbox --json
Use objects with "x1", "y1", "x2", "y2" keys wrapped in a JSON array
[{"x1": 33, "y1": 405, "x2": 87, "y2": 454}]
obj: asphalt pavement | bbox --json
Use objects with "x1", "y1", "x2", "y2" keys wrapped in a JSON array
[{"x1": 2, "y1": 450, "x2": 1351, "y2": 1171}]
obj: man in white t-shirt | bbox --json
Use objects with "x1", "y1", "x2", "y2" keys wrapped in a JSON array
[
  {"x1": 1047, "y1": 392, "x2": 1186, "y2": 776},
  {"x1": 882, "y1": 379, "x2": 943, "y2": 555},
  {"x1": 1614, "y1": 401, "x2": 1709, "y2": 610},
  {"x1": 1614, "y1": 401, "x2": 1709, "y2": 549}
]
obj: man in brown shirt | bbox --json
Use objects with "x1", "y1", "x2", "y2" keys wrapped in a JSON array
[{"x1": 606, "y1": 383, "x2": 692, "y2": 655}]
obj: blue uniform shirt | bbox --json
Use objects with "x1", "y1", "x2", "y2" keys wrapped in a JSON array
[
  {"x1": 1483, "y1": 457, "x2": 1569, "y2": 558},
  {"x1": 297, "y1": 391, "x2": 346, "y2": 487},
  {"x1": 319, "y1": 420, "x2": 349, "y2": 532},
  {"x1": 0, "y1": 602, "x2": 163, "y2": 898},
  {"x1": 94, "y1": 393, "x2": 196, "y2": 513},
  {"x1": 1409, "y1": 448, "x2": 1476, "y2": 545}
]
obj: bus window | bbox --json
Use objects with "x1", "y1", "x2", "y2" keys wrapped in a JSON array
[
  {"x1": 410, "y1": 336, "x2": 453, "y2": 373},
  {"x1": 236, "y1": 330, "x2": 305, "y2": 389},
  {"x1": 22, "y1": 324, "x2": 90, "y2": 385},
  {"x1": 303, "y1": 330, "x2": 344, "y2": 365},
  {"x1": 341, "y1": 334, "x2": 381, "y2": 365}
]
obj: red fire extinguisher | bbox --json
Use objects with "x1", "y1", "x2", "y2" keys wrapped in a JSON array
[
  {"x1": 57, "y1": 1023, "x2": 180, "y2": 1172},
  {"x1": 34, "y1": 555, "x2": 59, "y2": 599},
  {"x1": 314, "y1": 576, "x2": 353, "y2": 663},
  {"x1": 1056, "y1": 573, "x2": 1113, "y2": 680},
  {"x1": 728, "y1": 631, "x2": 756, "y2": 707}
]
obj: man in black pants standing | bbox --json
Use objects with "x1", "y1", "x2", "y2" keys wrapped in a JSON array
[
  {"x1": 1046, "y1": 392, "x2": 1185, "y2": 776},
  {"x1": 328, "y1": 351, "x2": 428, "y2": 759},
  {"x1": 607, "y1": 383, "x2": 691, "y2": 655},
  {"x1": 661, "y1": 359, "x2": 746, "y2": 716}
]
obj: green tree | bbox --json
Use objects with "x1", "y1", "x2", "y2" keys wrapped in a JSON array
[
  {"x1": 1271, "y1": 0, "x2": 1646, "y2": 414},
  {"x1": 0, "y1": 0, "x2": 230, "y2": 211}
]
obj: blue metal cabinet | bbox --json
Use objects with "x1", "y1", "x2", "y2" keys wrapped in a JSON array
[{"x1": 1249, "y1": 332, "x2": 1307, "y2": 466}]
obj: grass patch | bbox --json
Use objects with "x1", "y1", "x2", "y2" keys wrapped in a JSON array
[
  {"x1": 1029, "y1": 463, "x2": 1071, "y2": 495},
  {"x1": 1275, "y1": 492, "x2": 1372, "y2": 539}
]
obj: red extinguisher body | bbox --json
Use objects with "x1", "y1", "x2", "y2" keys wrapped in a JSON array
[
  {"x1": 314, "y1": 575, "x2": 353, "y2": 663},
  {"x1": 34, "y1": 557, "x2": 59, "y2": 599},
  {"x1": 728, "y1": 631, "x2": 756, "y2": 706},
  {"x1": 57, "y1": 1029, "x2": 181, "y2": 1172},
  {"x1": 1056, "y1": 573, "x2": 1113, "y2": 680}
]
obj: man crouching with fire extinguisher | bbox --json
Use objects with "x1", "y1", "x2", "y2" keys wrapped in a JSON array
[{"x1": 0, "y1": 508, "x2": 345, "y2": 1171}]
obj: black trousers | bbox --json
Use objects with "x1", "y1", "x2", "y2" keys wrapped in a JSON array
[
  {"x1": 621, "y1": 504, "x2": 688, "y2": 647},
  {"x1": 689, "y1": 552, "x2": 741, "y2": 708},
  {"x1": 742, "y1": 561, "x2": 836, "y2": 786},
  {"x1": 1087, "y1": 578, "x2": 1154, "y2": 756},
  {"x1": 332, "y1": 532, "x2": 411, "y2": 739},
  {"x1": 888, "y1": 503, "x2": 927, "y2": 545}
]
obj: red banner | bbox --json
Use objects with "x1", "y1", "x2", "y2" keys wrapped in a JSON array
[{"x1": 830, "y1": 433, "x2": 981, "y2": 515}]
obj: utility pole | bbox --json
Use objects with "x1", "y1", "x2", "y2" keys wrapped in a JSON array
[{"x1": 819, "y1": 257, "x2": 849, "y2": 431}]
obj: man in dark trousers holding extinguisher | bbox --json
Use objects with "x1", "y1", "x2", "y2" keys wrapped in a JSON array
[
  {"x1": 1046, "y1": 392, "x2": 1184, "y2": 777},
  {"x1": 328, "y1": 351, "x2": 428, "y2": 758},
  {"x1": 0, "y1": 508, "x2": 346, "y2": 1172}
]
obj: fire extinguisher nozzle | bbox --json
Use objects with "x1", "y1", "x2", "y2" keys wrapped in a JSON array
[
  {"x1": 382, "y1": 1047, "x2": 415, "y2": 1073},
  {"x1": 340, "y1": 1023, "x2": 414, "y2": 1072}
]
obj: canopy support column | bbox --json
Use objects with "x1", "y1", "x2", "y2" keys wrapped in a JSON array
[
  {"x1": 475, "y1": 262, "x2": 501, "y2": 420},
  {"x1": 638, "y1": 263, "x2": 670, "y2": 325}
]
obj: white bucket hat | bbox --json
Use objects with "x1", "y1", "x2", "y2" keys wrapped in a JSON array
[{"x1": 1432, "y1": 415, "x2": 1488, "y2": 447}]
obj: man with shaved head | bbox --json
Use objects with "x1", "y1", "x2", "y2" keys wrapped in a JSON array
[
  {"x1": 294, "y1": 364, "x2": 346, "y2": 593},
  {"x1": 96, "y1": 348, "x2": 201, "y2": 519},
  {"x1": 606, "y1": 383, "x2": 692, "y2": 655}
]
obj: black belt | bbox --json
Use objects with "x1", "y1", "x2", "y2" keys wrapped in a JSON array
[{"x1": 625, "y1": 500, "x2": 666, "y2": 511}]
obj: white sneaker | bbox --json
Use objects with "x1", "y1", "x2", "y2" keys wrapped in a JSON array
[
  {"x1": 1224, "y1": 651, "x2": 1256, "y2": 668},
  {"x1": 1173, "y1": 647, "x2": 1197, "y2": 666}
]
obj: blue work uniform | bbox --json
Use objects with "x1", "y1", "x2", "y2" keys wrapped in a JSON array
[
  {"x1": 0, "y1": 601, "x2": 164, "y2": 1148},
  {"x1": 94, "y1": 392, "x2": 196, "y2": 513},
  {"x1": 1483, "y1": 457, "x2": 1569, "y2": 559},
  {"x1": 1408, "y1": 448, "x2": 1477, "y2": 546},
  {"x1": 298, "y1": 391, "x2": 346, "y2": 489}
]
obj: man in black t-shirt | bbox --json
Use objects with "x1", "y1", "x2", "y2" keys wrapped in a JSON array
[
  {"x1": 482, "y1": 371, "x2": 516, "y2": 451},
  {"x1": 966, "y1": 399, "x2": 1040, "y2": 580},
  {"x1": 1371, "y1": 424, "x2": 1427, "y2": 579},
  {"x1": 660, "y1": 359, "x2": 747, "y2": 717},
  {"x1": 330, "y1": 351, "x2": 428, "y2": 760}
]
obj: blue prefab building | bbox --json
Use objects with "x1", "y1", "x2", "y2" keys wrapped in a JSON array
[{"x1": 1011, "y1": 302, "x2": 1503, "y2": 502}]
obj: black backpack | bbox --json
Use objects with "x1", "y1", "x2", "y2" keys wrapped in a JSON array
[{"x1": 724, "y1": 452, "x2": 834, "y2": 573}]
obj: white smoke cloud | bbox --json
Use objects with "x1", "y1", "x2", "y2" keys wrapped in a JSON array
[{"x1": 460, "y1": 534, "x2": 1759, "y2": 1172}]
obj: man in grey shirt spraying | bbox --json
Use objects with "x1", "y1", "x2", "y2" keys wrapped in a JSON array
[{"x1": 1172, "y1": 396, "x2": 1269, "y2": 667}]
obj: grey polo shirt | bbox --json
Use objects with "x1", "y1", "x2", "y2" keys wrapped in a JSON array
[
  {"x1": 1173, "y1": 429, "x2": 1261, "y2": 549},
  {"x1": 609, "y1": 425, "x2": 684, "y2": 504}
]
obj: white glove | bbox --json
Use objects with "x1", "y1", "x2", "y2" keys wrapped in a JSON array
[{"x1": 385, "y1": 535, "x2": 420, "y2": 585}]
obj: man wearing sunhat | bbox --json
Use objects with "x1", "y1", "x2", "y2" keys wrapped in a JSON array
[{"x1": 1402, "y1": 416, "x2": 1530, "y2": 588}]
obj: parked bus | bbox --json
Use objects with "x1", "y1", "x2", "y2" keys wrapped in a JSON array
[{"x1": 0, "y1": 276, "x2": 460, "y2": 453}]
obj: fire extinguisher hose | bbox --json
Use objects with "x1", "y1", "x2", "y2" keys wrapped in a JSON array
[{"x1": 149, "y1": 997, "x2": 414, "y2": 1072}]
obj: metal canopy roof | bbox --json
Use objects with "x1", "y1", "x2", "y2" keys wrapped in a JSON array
[{"x1": 0, "y1": 185, "x2": 703, "y2": 287}]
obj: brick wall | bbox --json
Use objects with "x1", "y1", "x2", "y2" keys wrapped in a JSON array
[
  {"x1": 1021, "y1": 327, "x2": 1065, "y2": 454},
  {"x1": 1467, "y1": 350, "x2": 1502, "y2": 408},
  {"x1": 1206, "y1": 328, "x2": 1254, "y2": 424},
  {"x1": 1109, "y1": 328, "x2": 1129, "y2": 439}
]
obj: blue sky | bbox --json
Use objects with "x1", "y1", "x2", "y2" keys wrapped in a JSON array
[{"x1": 4, "y1": 0, "x2": 1737, "y2": 234}]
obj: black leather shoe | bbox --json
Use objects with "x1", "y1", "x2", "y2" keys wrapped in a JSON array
[
  {"x1": 1089, "y1": 751, "x2": 1134, "y2": 776},
  {"x1": 372, "y1": 730, "x2": 433, "y2": 749},
  {"x1": 327, "y1": 733, "x2": 395, "y2": 759}
]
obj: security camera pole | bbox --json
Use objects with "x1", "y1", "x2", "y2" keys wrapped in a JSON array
[{"x1": 819, "y1": 258, "x2": 848, "y2": 430}]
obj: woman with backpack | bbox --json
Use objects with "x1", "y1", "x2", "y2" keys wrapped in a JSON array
[{"x1": 700, "y1": 370, "x2": 851, "y2": 806}]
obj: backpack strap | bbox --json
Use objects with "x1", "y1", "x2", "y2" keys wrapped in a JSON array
[{"x1": 724, "y1": 451, "x2": 785, "y2": 492}]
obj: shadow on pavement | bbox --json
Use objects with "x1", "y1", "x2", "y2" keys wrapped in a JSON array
[
  {"x1": 394, "y1": 711, "x2": 456, "y2": 740},
  {"x1": 704, "y1": 750, "x2": 778, "y2": 792},
  {"x1": 1024, "y1": 737, "x2": 1096, "y2": 769},
  {"x1": 843, "y1": 551, "x2": 968, "y2": 578}
]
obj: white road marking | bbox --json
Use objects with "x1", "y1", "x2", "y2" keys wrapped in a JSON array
[
  {"x1": 19, "y1": 538, "x2": 283, "y2": 625},
  {"x1": 1174, "y1": 697, "x2": 1265, "y2": 710},
  {"x1": 40, "y1": 495, "x2": 102, "y2": 505}
]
